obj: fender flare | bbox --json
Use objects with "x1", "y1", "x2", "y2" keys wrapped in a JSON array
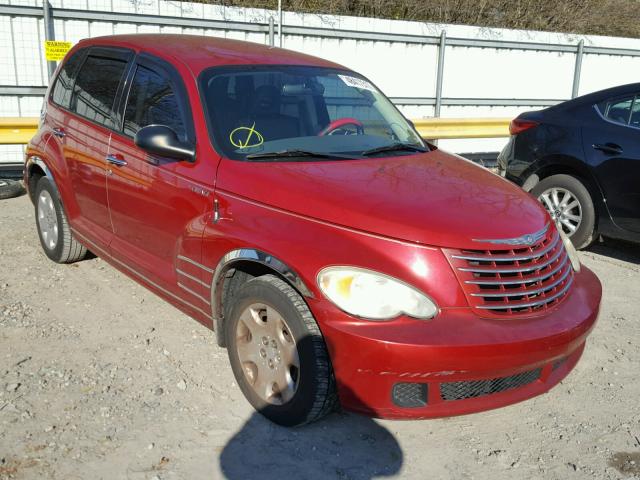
[
  {"x1": 25, "y1": 155, "x2": 60, "y2": 202},
  {"x1": 210, "y1": 248, "x2": 314, "y2": 346}
]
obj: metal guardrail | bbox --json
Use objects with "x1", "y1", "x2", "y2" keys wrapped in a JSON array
[
  {"x1": 0, "y1": 117, "x2": 38, "y2": 145},
  {"x1": 414, "y1": 118, "x2": 510, "y2": 139},
  {"x1": 0, "y1": 86, "x2": 565, "y2": 108},
  {"x1": 0, "y1": 117, "x2": 511, "y2": 145}
]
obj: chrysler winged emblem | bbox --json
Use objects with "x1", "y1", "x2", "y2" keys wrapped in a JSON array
[{"x1": 473, "y1": 224, "x2": 549, "y2": 246}]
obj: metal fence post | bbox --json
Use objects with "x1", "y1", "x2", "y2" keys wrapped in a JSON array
[
  {"x1": 434, "y1": 30, "x2": 446, "y2": 118},
  {"x1": 571, "y1": 39, "x2": 584, "y2": 99},
  {"x1": 268, "y1": 17, "x2": 275, "y2": 46},
  {"x1": 43, "y1": 0, "x2": 56, "y2": 80},
  {"x1": 278, "y1": 0, "x2": 283, "y2": 47}
]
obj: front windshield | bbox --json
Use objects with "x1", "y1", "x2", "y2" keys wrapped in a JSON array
[{"x1": 199, "y1": 65, "x2": 427, "y2": 160}]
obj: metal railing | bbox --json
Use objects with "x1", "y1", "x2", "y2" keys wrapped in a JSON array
[
  {"x1": 0, "y1": 117, "x2": 511, "y2": 145},
  {"x1": 0, "y1": 117, "x2": 39, "y2": 145},
  {"x1": 413, "y1": 118, "x2": 510, "y2": 139},
  {"x1": 1, "y1": 2, "x2": 639, "y2": 113}
]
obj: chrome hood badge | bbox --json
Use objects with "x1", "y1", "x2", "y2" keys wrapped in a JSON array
[{"x1": 473, "y1": 224, "x2": 549, "y2": 246}]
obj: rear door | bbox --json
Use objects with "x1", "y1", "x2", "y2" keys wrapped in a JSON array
[
  {"x1": 64, "y1": 47, "x2": 132, "y2": 248},
  {"x1": 47, "y1": 47, "x2": 86, "y2": 156},
  {"x1": 106, "y1": 54, "x2": 211, "y2": 310},
  {"x1": 583, "y1": 93, "x2": 640, "y2": 233}
]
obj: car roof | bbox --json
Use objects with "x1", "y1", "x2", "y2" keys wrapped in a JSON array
[
  {"x1": 551, "y1": 82, "x2": 640, "y2": 112},
  {"x1": 79, "y1": 34, "x2": 346, "y2": 75}
]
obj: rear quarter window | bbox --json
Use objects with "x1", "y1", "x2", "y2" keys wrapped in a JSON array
[
  {"x1": 596, "y1": 95, "x2": 636, "y2": 126},
  {"x1": 630, "y1": 97, "x2": 640, "y2": 128}
]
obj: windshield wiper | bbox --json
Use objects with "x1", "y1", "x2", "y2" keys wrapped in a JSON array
[
  {"x1": 361, "y1": 142, "x2": 429, "y2": 156},
  {"x1": 245, "y1": 149, "x2": 357, "y2": 160}
]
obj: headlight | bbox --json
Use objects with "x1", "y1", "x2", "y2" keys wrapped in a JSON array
[
  {"x1": 558, "y1": 228, "x2": 581, "y2": 273},
  {"x1": 317, "y1": 267, "x2": 438, "y2": 320}
]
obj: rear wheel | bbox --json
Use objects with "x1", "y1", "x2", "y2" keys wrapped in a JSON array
[
  {"x1": 531, "y1": 174, "x2": 595, "y2": 249},
  {"x1": 35, "y1": 177, "x2": 87, "y2": 263},
  {"x1": 225, "y1": 274, "x2": 337, "y2": 426}
]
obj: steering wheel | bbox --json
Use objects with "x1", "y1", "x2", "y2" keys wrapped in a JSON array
[{"x1": 318, "y1": 117, "x2": 365, "y2": 136}]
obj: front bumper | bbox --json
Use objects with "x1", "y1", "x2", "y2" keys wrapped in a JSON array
[{"x1": 311, "y1": 265, "x2": 601, "y2": 419}]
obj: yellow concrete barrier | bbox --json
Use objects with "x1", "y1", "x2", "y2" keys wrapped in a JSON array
[
  {"x1": 0, "y1": 116, "x2": 512, "y2": 145},
  {"x1": 0, "y1": 117, "x2": 39, "y2": 145},
  {"x1": 413, "y1": 117, "x2": 511, "y2": 139}
]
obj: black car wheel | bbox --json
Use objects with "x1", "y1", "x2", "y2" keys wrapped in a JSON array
[
  {"x1": 532, "y1": 174, "x2": 595, "y2": 249},
  {"x1": 225, "y1": 274, "x2": 337, "y2": 426}
]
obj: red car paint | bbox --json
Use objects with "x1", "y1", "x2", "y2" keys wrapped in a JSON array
[{"x1": 25, "y1": 35, "x2": 601, "y2": 419}]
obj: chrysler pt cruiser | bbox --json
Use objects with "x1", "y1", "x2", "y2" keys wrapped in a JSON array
[{"x1": 25, "y1": 35, "x2": 601, "y2": 426}]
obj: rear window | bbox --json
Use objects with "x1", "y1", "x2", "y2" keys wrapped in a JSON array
[
  {"x1": 70, "y1": 55, "x2": 128, "y2": 129},
  {"x1": 51, "y1": 49, "x2": 85, "y2": 109}
]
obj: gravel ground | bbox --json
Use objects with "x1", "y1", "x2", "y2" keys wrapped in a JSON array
[{"x1": 1, "y1": 193, "x2": 639, "y2": 480}]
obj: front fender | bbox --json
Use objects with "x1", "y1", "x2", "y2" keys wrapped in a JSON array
[{"x1": 201, "y1": 190, "x2": 467, "y2": 342}]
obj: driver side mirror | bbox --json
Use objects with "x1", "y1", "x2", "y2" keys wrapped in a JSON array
[{"x1": 134, "y1": 125, "x2": 195, "y2": 163}]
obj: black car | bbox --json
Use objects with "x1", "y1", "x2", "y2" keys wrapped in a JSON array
[{"x1": 498, "y1": 82, "x2": 640, "y2": 249}]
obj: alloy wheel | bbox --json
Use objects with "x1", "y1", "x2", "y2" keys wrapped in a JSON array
[
  {"x1": 37, "y1": 190, "x2": 59, "y2": 250},
  {"x1": 538, "y1": 187, "x2": 582, "y2": 237},
  {"x1": 235, "y1": 302, "x2": 300, "y2": 405}
]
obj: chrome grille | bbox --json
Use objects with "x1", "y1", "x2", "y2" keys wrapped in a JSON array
[{"x1": 444, "y1": 226, "x2": 573, "y2": 317}]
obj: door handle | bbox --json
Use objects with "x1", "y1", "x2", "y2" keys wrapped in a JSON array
[
  {"x1": 52, "y1": 127, "x2": 65, "y2": 138},
  {"x1": 105, "y1": 154, "x2": 127, "y2": 167},
  {"x1": 592, "y1": 143, "x2": 623, "y2": 155}
]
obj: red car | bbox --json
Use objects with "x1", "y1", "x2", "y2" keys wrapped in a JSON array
[{"x1": 25, "y1": 35, "x2": 601, "y2": 426}]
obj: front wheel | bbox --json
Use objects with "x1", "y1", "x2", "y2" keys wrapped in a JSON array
[
  {"x1": 225, "y1": 274, "x2": 337, "y2": 426},
  {"x1": 531, "y1": 174, "x2": 596, "y2": 249}
]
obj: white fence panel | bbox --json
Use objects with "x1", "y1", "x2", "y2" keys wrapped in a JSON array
[{"x1": 1, "y1": 0, "x2": 640, "y2": 164}]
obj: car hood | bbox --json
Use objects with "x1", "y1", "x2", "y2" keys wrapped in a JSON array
[{"x1": 217, "y1": 149, "x2": 549, "y2": 249}]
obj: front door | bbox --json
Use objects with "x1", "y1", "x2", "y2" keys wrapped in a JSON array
[
  {"x1": 106, "y1": 55, "x2": 212, "y2": 313},
  {"x1": 583, "y1": 93, "x2": 640, "y2": 233},
  {"x1": 64, "y1": 48, "x2": 132, "y2": 247}
]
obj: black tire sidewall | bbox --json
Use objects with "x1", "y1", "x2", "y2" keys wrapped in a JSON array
[
  {"x1": 0, "y1": 179, "x2": 25, "y2": 200},
  {"x1": 532, "y1": 174, "x2": 595, "y2": 249},
  {"x1": 35, "y1": 177, "x2": 66, "y2": 262},
  {"x1": 225, "y1": 277, "x2": 330, "y2": 427}
]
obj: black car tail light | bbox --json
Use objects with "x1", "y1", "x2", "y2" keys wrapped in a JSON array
[{"x1": 509, "y1": 118, "x2": 539, "y2": 135}]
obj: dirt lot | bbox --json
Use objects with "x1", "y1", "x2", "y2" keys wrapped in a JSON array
[{"x1": 1, "y1": 193, "x2": 639, "y2": 480}]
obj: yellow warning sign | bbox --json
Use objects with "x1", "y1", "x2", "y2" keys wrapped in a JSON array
[{"x1": 44, "y1": 41, "x2": 72, "y2": 61}]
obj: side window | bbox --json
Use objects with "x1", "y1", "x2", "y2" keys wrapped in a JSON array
[
  {"x1": 630, "y1": 96, "x2": 640, "y2": 128},
  {"x1": 71, "y1": 55, "x2": 128, "y2": 129},
  {"x1": 51, "y1": 49, "x2": 84, "y2": 108},
  {"x1": 123, "y1": 65, "x2": 186, "y2": 139},
  {"x1": 600, "y1": 96, "x2": 633, "y2": 125}
]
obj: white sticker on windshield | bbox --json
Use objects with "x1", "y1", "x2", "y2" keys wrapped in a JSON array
[{"x1": 338, "y1": 74, "x2": 377, "y2": 93}]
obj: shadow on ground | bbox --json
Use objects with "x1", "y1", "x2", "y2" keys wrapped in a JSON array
[
  {"x1": 586, "y1": 237, "x2": 640, "y2": 265},
  {"x1": 219, "y1": 411, "x2": 402, "y2": 479}
]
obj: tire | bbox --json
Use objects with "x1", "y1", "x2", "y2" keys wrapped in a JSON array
[
  {"x1": 34, "y1": 177, "x2": 87, "y2": 263},
  {"x1": 0, "y1": 179, "x2": 25, "y2": 200},
  {"x1": 531, "y1": 174, "x2": 596, "y2": 249},
  {"x1": 225, "y1": 274, "x2": 337, "y2": 426}
]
